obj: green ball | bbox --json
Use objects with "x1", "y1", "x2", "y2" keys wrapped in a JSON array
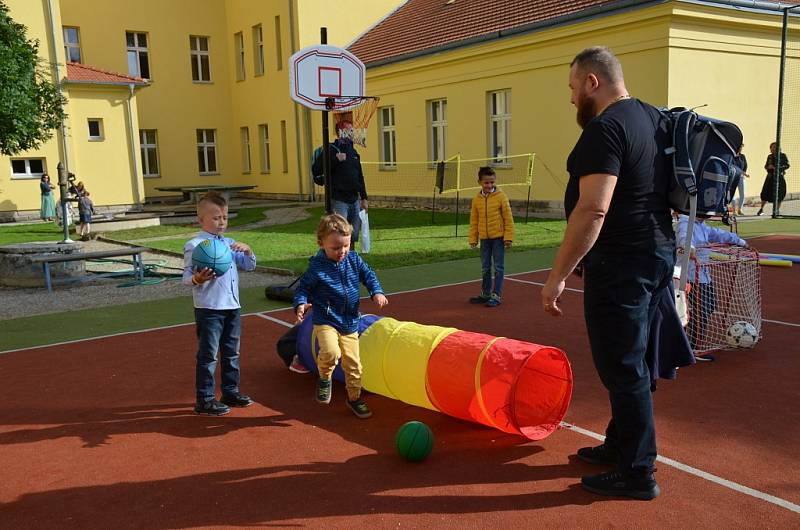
[{"x1": 395, "y1": 421, "x2": 434, "y2": 462}]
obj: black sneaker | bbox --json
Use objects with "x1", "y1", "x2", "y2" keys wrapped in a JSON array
[
  {"x1": 469, "y1": 294, "x2": 491, "y2": 304},
  {"x1": 756, "y1": 208, "x2": 764, "y2": 216},
  {"x1": 194, "y1": 399, "x2": 231, "y2": 416},
  {"x1": 581, "y1": 470, "x2": 660, "y2": 500},
  {"x1": 221, "y1": 393, "x2": 254, "y2": 408},
  {"x1": 576, "y1": 443, "x2": 618, "y2": 465},
  {"x1": 316, "y1": 378, "x2": 332, "y2": 404},
  {"x1": 346, "y1": 398, "x2": 373, "y2": 419}
]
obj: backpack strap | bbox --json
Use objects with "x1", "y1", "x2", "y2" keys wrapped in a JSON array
[{"x1": 673, "y1": 110, "x2": 698, "y2": 197}]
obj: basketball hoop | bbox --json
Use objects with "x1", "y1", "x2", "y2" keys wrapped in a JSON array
[{"x1": 332, "y1": 96, "x2": 379, "y2": 147}]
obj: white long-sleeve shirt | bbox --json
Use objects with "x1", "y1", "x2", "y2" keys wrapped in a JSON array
[{"x1": 676, "y1": 215, "x2": 746, "y2": 284}]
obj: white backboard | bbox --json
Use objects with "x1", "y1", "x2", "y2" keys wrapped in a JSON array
[{"x1": 289, "y1": 45, "x2": 366, "y2": 111}]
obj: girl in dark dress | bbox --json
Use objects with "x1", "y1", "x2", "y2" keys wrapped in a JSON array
[{"x1": 757, "y1": 142, "x2": 790, "y2": 215}]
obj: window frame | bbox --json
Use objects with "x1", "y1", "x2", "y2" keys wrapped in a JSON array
[
  {"x1": 10, "y1": 158, "x2": 47, "y2": 179},
  {"x1": 196, "y1": 129, "x2": 218, "y2": 175},
  {"x1": 87, "y1": 118, "x2": 104, "y2": 141},
  {"x1": 379, "y1": 106, "x2": 397, "y2": 170},
  {"x1": 258, "y1": 123, "x2": 271, "y2": 173},
  {"x1": 190, "y1": 35, "x2": 212, "y2": 83},
  {"x1": 240, "y1": 126, "x2": 251, "y2": 174},
  {"x1": 140, "y1": 129, "x2": 160, "y2": 178},
  {"x1": 428, "y1": 98, "x2": 447, "y2": 163},
  {"x1": 252, "y1": 24, "x2": 264, "y2": 76},
  {"x1": 274, "y1": 16, "x2": 283, "y2": 71},
  {"x1": 488, "y1": 89, "x2": 511, "y2": 166},
  {"x1": 234, "y1": 32, "x2": 245, "y2": 81},
  {"x1": 126, "y1": 31, "x2": 150, "y2": 79},
  {"x1": 63, "y1": 26, "x2": 82, "y2": 63}
]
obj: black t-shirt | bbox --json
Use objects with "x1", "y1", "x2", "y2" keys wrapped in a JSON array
[{"x1": 565, "y1": 98, "x2": 674, "y2": 255}]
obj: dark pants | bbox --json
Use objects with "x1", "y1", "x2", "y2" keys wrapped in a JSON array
[
  {"x1": 480, "y1": 238, "x2": 506, "y2": 297},
  {"x1": 687, "y1": 282, "x2": 716, "y2": 351},
  {"x1": 583, "y1": 246, "x2": 675, "y2": 476},
  {"x1": 194, "y1": 308, "x2": 242, "y2": 403}
]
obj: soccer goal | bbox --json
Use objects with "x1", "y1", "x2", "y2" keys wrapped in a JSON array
[{"x1": 682, "y1": 244, "x2": 762, "y2": 354}]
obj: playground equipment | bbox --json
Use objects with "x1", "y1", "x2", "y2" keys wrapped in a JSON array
[{"x1": 296, "y1": 314, "x2": 573, "y2": 441}]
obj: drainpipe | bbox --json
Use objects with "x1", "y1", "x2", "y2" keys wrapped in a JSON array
[
  {"x1": 288, "y1": 0, "x2": 309, "y2": 200},
  {"x1": 126, "y1": 83, "x2": 142, "y2": 210},
  {"x1": 45, "y1": 0, "x2": 74, "y2": 242}
]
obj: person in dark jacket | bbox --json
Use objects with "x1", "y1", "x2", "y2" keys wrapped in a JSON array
[
  {"x1": 312, "y1": 120, "x2": 369, "y2": 242},
  {"x1": 757, "y1": 142, "x2": 790, "y2": 216},
  {"x1": 293, "y1": 213, "x2": 387, "y2": 419}
]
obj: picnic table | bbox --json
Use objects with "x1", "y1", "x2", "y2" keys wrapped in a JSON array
[
  {"x1": 29, "y1": 247, "x2": 147, "y2": 293},
  {"x1": 154, "y1": 185, "x2": 256, "y2": 203}
]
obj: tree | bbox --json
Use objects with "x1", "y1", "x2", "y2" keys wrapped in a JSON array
[{"x1": 0, "y1": 1, "x2": 66, "y2": 156}]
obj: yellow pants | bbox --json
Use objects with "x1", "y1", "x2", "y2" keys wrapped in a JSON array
[{"x1": 314, "y1": 325, "x2": 362, "y2": 401}]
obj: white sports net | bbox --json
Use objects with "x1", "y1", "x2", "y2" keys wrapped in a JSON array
[{"x1": 681, "y1": 244, "x2": 762, "y2": 354}]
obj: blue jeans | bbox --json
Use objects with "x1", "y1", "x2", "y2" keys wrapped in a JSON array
[
  {"x1": 332, "y1": 199, "x2": 361, "y2": 243},
  {"x1": 194, "y1": 308, "x2": 241, "y2": 402},
  {"x1": 582, "y1": 246, "x2": 674, "y2": 475},
  {"x1": 480, "y1": 238, "x2": 505, "y2": 297}
]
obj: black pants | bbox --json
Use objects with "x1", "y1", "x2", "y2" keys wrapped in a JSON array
[{"x1": 583, "y1": 246, "x2": 674, "y2": 475}]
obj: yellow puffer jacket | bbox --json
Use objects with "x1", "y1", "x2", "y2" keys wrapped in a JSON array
[{"x1": 468, "y1": 188, "x2": 514, "y2": 245}]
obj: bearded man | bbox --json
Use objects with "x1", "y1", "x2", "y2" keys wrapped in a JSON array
[{"x1": 541, "y1": 46, "x2": 676, "y2": 500}]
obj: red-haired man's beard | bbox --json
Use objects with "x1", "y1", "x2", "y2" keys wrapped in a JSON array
[{"x1": 575, "y1": 91, "x2": 598, "y2": 129}]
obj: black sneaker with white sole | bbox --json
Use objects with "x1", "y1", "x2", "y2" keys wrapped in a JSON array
[{"x1": 581, "y1": 470, "x2": 660, "y2": 500}]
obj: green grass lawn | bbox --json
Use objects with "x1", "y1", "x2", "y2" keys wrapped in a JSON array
[{"x1": 137, "y1": 207, "x2": 567, "y2": 273}]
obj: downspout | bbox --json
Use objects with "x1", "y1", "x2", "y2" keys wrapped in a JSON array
[
  {"x1": 45, "y1": 0, "x2": 70, "y2": 172},
  {"x1": 126, "y1": 83, "x2": 142, "y2": 209},
  {"x1": 288, "y1": 0, "x2": 311, "y2": 200}
]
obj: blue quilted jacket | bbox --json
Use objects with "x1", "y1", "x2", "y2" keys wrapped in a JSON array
[{"x1": 293, "y1": 249, "x2": 384, "y2": 333}]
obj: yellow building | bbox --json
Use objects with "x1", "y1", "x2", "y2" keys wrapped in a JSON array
[
  {"x1": 0, "y1": 0, "x2": 404, "y2": 219},
  {"x1": 2, "y1": 0, "x2": 796, "y2": 219},
  {"x1": 347, "y1": 0, "x2": 799, "y2": 210},
  {"x1": 0, "y1": 0, "x2": 148, "y2": 221}
]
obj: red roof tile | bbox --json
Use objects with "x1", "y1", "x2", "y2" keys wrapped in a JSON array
[
  {"x1": 348, "y1": 0, "x2": 787, "y2": 66},
  {"x1": 348, "y1": 0, "x2": 617, "y2": 65},
  {"x1": 65, "y1": 63, "x2": 148, "y2": 86}
]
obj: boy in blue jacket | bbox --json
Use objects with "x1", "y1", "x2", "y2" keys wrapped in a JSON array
[{"x1": 293, "y1": 213, "x2": 388, "y2": 418}]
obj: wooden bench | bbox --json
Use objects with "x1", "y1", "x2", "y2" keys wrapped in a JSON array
[
  {"x1": 154, "y1": 185, "x2": 257, "y2": 203},
  {"x1": 29, "y1": 247, "x2": 148, "y2": 293}
]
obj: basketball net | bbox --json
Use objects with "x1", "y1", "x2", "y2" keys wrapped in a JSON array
[{"x1": 329, "y1": 97, "x2": 379, "y2": 147}]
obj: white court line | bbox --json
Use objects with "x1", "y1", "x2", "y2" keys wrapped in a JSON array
[
  {"x1": 0, "y1": 269, "x2": 548, "y2": 355},
  {"x1": 507, "y1": 276, "x2": 800, "y2": 328},
  {"x1": 562, "y1": 422, "x2": 800, "y2": 514},
  {"x1": 255, "y1": 310, "x2": 800, "y2": 515}
]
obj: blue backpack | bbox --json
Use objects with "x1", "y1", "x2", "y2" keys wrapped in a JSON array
[
  {"x1": 661, "y1": 107, "x2": 744, "y2": 306},
  {"x1": 663, "y1": 108, "x2": 743, "y2": 218}
]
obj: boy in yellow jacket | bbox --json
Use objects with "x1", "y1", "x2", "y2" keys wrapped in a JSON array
[{"x1": 468, "y1": 166, "x2": 515, "y2": 307}]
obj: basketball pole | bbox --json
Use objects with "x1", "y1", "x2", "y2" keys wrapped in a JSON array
[{"x1": 321, "y1": 27, "x2": 333, "y2": 214}]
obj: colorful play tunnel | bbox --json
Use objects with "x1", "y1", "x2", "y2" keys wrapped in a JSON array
[{"x1": 296, "y1": 314, "x2": 572, "y2": 440}]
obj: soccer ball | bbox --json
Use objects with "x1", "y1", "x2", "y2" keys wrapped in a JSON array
[{"x1": 725, "y1": 321, "x2": 758, "y2": 348}]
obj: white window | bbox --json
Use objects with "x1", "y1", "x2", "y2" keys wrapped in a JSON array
[
  {"x1": 87, "y1": 119, "x2": 104, "y2": 141},
  {"x1": 63, "y1": 27, "x2": 82, "y2": 63},
  {"x1": 234, "y1": 32, "x2": 245, "y2": 81},
  {"x1": 280, "y1": 120, "x2": 288, "y2": 172},
  {"x1": 196, "y1": 129, "x2": 217, "y2": 174},
  {"x1": 240, "y1": 126, "x2": 251, "y2": 173},
  {"x1": 252, "y1": 24, "x2": 264, "y2": 76},
  {"x1": 140, "y1": 129, "x2": 159, "y2": 177},
  {"x1": 258, "y1": 123, "x2": 270, "y2": 173},
  {"x1": 429, "y1": 99, "x2": 447, "y2": 162},
  {"x1": 126, "y1": 31, "x2": 150, "y2": 79},
  {"x1": 488, "y1": 90, "x2": 511, "y2": 165},
  {"x1": 10, "y1": 158, "x2": 46, "y2": 179},
  {"x1": 379, "y1": 106, "x2": 397, "y2": 168},
  {"x1": 190, "y1": 36, "x2": 211, "y2": 82}
]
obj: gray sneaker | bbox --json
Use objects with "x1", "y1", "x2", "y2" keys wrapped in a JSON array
[{"x1": 316, "y1": 378, "x2": 332, "y2": 404}]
